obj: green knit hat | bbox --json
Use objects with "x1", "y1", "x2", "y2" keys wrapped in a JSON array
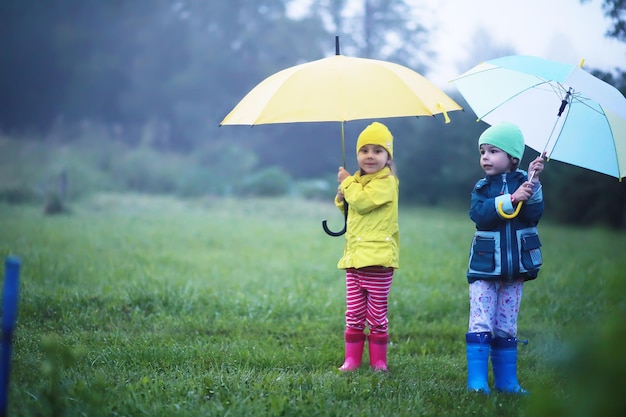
[
  {"x1": 478, "y1": 122, "x2": 525, "y2": 160},
  {"x1": 356, "y1": 122, "x2": 393, "y2": 158}
]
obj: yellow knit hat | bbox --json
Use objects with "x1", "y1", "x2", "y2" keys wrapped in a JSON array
[{"x1": 356, "y1": 122, "x2": 393, "y2": 158}]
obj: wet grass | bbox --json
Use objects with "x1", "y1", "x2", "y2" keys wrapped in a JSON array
[{"x1": 1, "y1": 194, "x2": 625, "y2": 416}]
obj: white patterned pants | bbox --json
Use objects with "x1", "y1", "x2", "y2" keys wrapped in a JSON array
[{"x1": 468, "y1": 279, "x2": 524, "y2": 338}]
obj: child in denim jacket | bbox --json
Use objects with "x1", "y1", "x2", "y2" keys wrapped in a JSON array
[{"x1": 465, "y1": 122, "x2": 545, "y2": 394}]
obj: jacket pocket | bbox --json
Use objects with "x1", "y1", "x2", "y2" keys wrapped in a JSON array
[
  {"x1": 469, "y1": 236, "x2": 496, "y2": 272},
  {"x1": 349, "y1": 235, "x2": 396, "y2": 268},
  {"x1": 520, "y1": 233, "x2": 542, "y2": 271}
]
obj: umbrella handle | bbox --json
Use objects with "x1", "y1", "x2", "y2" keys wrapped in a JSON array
[
  {"x1": 497, "y1": 170, "x2": 538, "y2": 219},
  {"x1": 497, "y1": 200, "x2": 523, "y2": 219},
  {"x1": 322, "y1": 201, "x2": 348, "y2": 237}
]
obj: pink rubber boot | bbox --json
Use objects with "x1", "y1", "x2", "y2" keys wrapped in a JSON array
[
  {"x1": 368, "y1": 333, "x2": 389, "y2": 372},
  {"x1": 338, "y1": 329, "x2": 366, "y2": 371}
]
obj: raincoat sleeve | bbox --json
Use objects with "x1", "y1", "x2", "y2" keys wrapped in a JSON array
[
  {"x1": 470, "y1": 180, "x2": 543, "y2": 228},
  {"x1": 341, "y1": 175, "x2": 396, "y2": 214},
  {"x1": 516, "y1": 172, "x2": 544, "y2": 223},
  {"x1": 334, "y1": 195, "x2": 346, "y2": 212},
  {"x1": 469, "y1": 183, "x2": 502, "y2": 230},
  {"x1": 334, "y1": 175, "x2": 357, "y2": 212},
  {"x1": 517, "y1": 188, "x2": 543, "y2": 223}
]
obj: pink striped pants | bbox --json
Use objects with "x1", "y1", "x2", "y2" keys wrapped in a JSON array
[{"x1": 345, "y1": 266, "x2": 394, "y2": 335}]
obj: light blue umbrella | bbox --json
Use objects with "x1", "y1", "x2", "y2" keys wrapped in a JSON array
[{"x1": 451, "y1": 55, "x2": 626, "y2": 181}]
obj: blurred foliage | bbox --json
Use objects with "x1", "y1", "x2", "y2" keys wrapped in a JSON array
[
  {"x1": 601, "y1": 0, "x2": 626, "y2": 41},
  {"x1": 0, "y1": 0, "x2": 330, "y2": 148},
  {"x1": 236, "y1": 166, "x2": 293, "y2": 197},
  {"x1": 0, "y1": 0, "x2": 624, "y2": 227},
  {"x1": 525, "y1": 287, "x2": 626, "y2": 417},
  {"x1": 0, "y1": 131, "x2": 269, "y2": 203}
]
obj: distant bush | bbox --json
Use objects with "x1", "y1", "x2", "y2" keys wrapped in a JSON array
[
  {"x1": 295, "y1": 178, "x2": 335, "y2": 200},
  {"x1": 109, "y1": 147, "x2": 182, "y2": 194},
  {"x1": 0, "y1": 126, "x2": 299, "y2": 202},
  {"x1": 236, "y1": 167, "x2": 291, "y2": 197},
  {"x1": 0, "y1": 186, "x2": 40, "y2": 205},
  {"x1": 44, "y1": 191, "x2": 68, "y2": 215},
  {"x1": 174, "y1": 166, "x2": 216, "y2": 197},
  {"x1": 0, "y1": 135, "x2": 50, "y2": 204}
]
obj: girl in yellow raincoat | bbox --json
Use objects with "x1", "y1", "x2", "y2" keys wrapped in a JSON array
[{"x1": 334, "y1": 121, "x2": 399, "y2": 372}]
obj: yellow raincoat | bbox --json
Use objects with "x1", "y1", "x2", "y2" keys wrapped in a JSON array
[{"x1": 334, "y1": 166, "x2": 399, "y2": 269}]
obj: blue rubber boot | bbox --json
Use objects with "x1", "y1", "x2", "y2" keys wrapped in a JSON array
[
  {"x1": 466, "y1": 332, "x2": 491, "y2": 393},
  {"x1": 491, "y1": 337, "x2": 528, "y2": 394}
]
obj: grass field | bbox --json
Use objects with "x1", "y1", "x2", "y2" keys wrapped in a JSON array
[{"x1": 1, "y1": 194, "x2": 625, "y2": 416}]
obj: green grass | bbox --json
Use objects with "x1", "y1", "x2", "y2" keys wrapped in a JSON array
[{"x1": 2, "y1": 194, "x2": 625, "y2": 416}]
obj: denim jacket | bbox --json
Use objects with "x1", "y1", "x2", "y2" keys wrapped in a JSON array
[{"x1": 466, "y1": 169, "x2": 544, "y2": 283}]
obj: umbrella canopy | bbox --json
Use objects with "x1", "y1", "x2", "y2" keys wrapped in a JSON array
[
  {"x1": 221, "y1": 39, "x2": 462, "y2": 236},
  {"x1": 220, "y1": 54, "x2": 462, "y2": 126},
  {"x1": 451, "y1": 55, "x2": 626, "y2": 180}
]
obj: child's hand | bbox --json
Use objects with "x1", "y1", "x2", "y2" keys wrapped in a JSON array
[
  {"x1": 336, "y1": 186, "x2": 344, "y2": 202},
  {"x1": 337, "y1": 166, "x2": 350, "y2": 183},
  {"x1": 512, "y1": 181, "x2": 534, "y2": 202},
  {"x1": 336, "y1": 167, "x2": 350, "y2": 202},
  {"x1": 528, "y1": 152, "x2": 546, "y2": 181}
]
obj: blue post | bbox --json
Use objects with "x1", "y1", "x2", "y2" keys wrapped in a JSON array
[{"x1": 1, "y1": 256, "x2": 20, "y2": 417}]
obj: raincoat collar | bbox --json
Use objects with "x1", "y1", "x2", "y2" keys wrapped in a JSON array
[
  {"x1": 483, "y1": 169, "x2": 528, "y2": 183},
  {"x1": 353, "y1": 166, "x2": 393, "y2": 185}
]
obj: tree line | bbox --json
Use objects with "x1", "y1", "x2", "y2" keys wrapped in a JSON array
[{"x1": 0, "y1": 0, "x2": 624, "y2": 228}]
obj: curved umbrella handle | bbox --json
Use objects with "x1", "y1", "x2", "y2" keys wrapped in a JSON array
[
  {"x1": 497, "y1": 169, "x2": 539, "y2": 220},
  {"x1": 497, "y1": 200, "x2": 523, "y2": 219},
  {"x1": 322, "y1": 219, "x2": 346, "y2": 236},
  {"x1": 322, "y1": 201, "x2": 348, "y2": 237}
]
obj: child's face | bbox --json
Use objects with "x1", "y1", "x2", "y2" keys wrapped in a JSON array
[
  {"x1": 357, "y1": 144, "x2": 390, "y2": 175},
  {"x1": 479, "y1": 144, "x2": 515, "y2": 175}
]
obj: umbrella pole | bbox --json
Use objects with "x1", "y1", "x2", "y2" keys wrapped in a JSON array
[
  {"x1": 540, "y1": 87, "x2": 572, "y2": 159},
  {"x1": 497, "y1": 90, "x2": 569, "y2": 220},
  {"x1": 321, "y1": 121, "x2": 348, "y2": 237},
  {"x1": 341, "y1": 121, "x2": 345, "y2": 167}
]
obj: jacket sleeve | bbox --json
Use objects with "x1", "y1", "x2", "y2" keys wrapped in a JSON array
[
  {"x1": 515, "y1": 176, "x2": 544, "y2": 223},
  {"x1": 469, "y1": 185, "x2": 503, "y2": 229},
  {"x1": 470, "y1": 179, "x2": 544, "y2": 227},
  {"x1": 517, "y1": 192, "x2": 544, "y2": 223},
  {"x1": 334, "y1": 195, "x2": 345, "y2": 212},
  {"x1": 341, "y1": 175, "x2": 395, "y2": 215}
]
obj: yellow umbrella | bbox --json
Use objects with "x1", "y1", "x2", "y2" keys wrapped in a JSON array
[
  {"x1": 221, "y1": 37, "x2": 462, "y2": 235},
  {"x1": 221, "y1": 40, "x2": 461, "y2": 126}
]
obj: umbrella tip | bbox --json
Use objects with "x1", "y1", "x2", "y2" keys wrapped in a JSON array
[
  {"x1": 436, "y1": 103, "x2": 451, "y2": 124},
  {"x1": 579, "y1": 58, "x2": 585, "y2": 68},
  {"x1": 335, "y1": 35, "x2": 340, "y2": 55}
]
